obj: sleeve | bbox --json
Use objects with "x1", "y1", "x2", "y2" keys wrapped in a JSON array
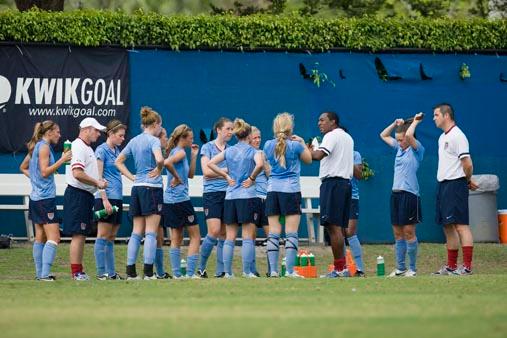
[
  {"x1": 200, "y1": 143, "x2": 210, "y2": 158},
  {"x1": 457, "y1": 133, "x2": 470, "y2": 159},
  {"x1": 70, "y1": 142, "x2": 86, "y2": 171},
  {"x1": 119, "y1": 140, "x2": 132, "y2": 159},
  {"x1": 354, "y1": 151, "x2": 362, "y2": 165},
  {"x1": 318, "y1": 133, "x2": 335, "y2": 156},
  {"x1": 151, "y1": 137, "x2": 161, "y2": 152},
  {"x1": 391, "y1": 141, "x2": 400, "y2": 152},
  {"x1": 294, "y1": 141, "x2": 305, "y2": 156},
  {"x1": 414, "y1": 140, "x2": 425, "y2": 161},
  {"x1": 95, "y1": 145, "x2": 105, "y2": 162}
]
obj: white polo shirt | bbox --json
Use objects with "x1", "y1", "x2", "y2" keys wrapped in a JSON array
[
  {"x1": 437, "y1": 125, "x2": 470, "y2": 182},
  {"x1": 66, "y1": 138, "x2": 99, "y2": 194},
  {"x1": 318, "y1": 128, "x2": 354, "y2": 180}
]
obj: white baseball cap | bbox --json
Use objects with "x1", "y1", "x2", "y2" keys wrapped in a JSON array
[{"x1": 79, "y1": 117, "x2": 106, "y2": 131}]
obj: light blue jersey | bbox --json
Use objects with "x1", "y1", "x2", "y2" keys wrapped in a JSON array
[
  {"x1": 224, "y1": 142, "x2": 257, "y2": 200},
  {"x1": 201, "y1": 140, "x2": 228, "y2": 193},
  {"x1": 256, "y1": 158, "x2": 268, "y2": 199},
  {"x1": 351, "y1": 151, "x2": 362, "y2": 200},
  {"x1": 29, "y1": 140, "x2": 56, "y2": 201},
  {"x1": 94, "y1": 142, "x2": 122, "y2": 200},
  {"x1": 392, "y1": 139, "x2": 425, "y2": 196},
  {"x1": 164, "y1": 146, "x2": 190, "y2": 203},
  {"x1": 120, "y1": 133, "x2": 163, "y2": 187},
  {"x1": 263, "y1": 139, "x2": 304, "y2": 193}
]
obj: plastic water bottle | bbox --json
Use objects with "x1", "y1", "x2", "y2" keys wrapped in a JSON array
[
  {"x1": 376, "y1": 255, "x2": 385, "y2": 276},
  {"x1": 94, "y1": 205, "x2": 119, "y2": 219},
  {"x1": 180, "y1": 259, "x2": 187, "y2": 276},
  {"x1": 281, "y1": 257, "x2": 286, "y2": 277},
  {"x1": 63, "y1": 140, "x2": 72, "y2": 165},
  {"x1": 308, "y1": 253, "x2": 315, "y2": 266},
  {"x1": 300, "y1": 253, "x2": 308, "y2": 266}
]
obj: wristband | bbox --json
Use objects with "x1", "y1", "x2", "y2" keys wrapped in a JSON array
[{"x1": 249, "y1": 175, "x2": 256, "y2": 181}]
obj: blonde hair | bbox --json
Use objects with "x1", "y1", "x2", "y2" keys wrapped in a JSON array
[
  {"x1": 140, "y1": 106, "x2": 161, "y2": 127},
  {"x1": 26, "y1": 120, "x2": 57, "y2": 155},
  {"x1": 106, "y1": 119, "x2": 126, "y2": 136},
  {"x1": 273, "y1": 112, "x2": 294, "y2": 168},
  {"x1": 232, "y1": 118, "x2": 251, "y2": 140},
  {"x1": 251, "y1": 126, "x2": 260, "y2": 135},
  {"x1": 167, "y1": 124, "x2": 192, "y2": 151}
]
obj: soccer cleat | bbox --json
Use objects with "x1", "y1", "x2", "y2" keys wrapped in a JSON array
[
  {"x1": 388, "y1": 269, "x2": 408, "y2": 277},
  {"x1": 242, "y1": 272, "x2": 259, "y2": 278},
  {"x1": 108, "y1": 273, "x2": 124, "y2": 280},
  {"x1": 320, "y1": 269, "x2": 349, "y2": 278},
  {"x1": 143, "y1": 274, "x2": 157, "y2": 280},
  {"x1": 405, "y1": 270, "x2": 417, "y2": 277},
  {"x1": 223, "y1": 273, "x2": 234, "y2": 279},
  {"x1": 156, "y1": 272, "x2": 172, "y2": 279},
  {"x1": 457, "y1": 266, "x2": 473, "y2": 276},
  {"x1": 268, "y1": 271, "x2": 279, "y2": 278},
  {"x1": 253, "y1": 271, "x2": 261, "y2": 278},
  {"x1": 197, "y1": 269, "x2": 208, "y2": 278},
  {"x1": 354, "y1": 270, "x2": 366, "y2": 277},
  {"x1": 173, "y1": 275, "x2": 189, "y2": 280},
  {"x1": 432, "y1": 265, "x2": 460, "y2": 276},
  {"x1": 285, "y1": 271, "x2": 304, "y2": 278},
  {"x1": 214, "y1": 272, "x2": 226, "y2": 278},
  {"x1": 190, "y1": 274, "x2": 202, "y2": 279},
  {"x1": 73, "y1": 272, "x2": 90, "y2": 281},
  {"x1": 96, "y1": 274, "x2": 109, "y2": 281},
  {"x1": 126, "y1": 275, "x2": 141, "y2": 281},
  {"x1": 39, "y1": 275, "x2": 56, "y2": 282}
]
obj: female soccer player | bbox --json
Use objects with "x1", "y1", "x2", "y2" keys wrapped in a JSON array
[
  {"x1": 162, "y1": 124, "x2": 200, "y2": 278},
  {"x1": 20, "y1": 121, "x2": 72, "y2": 281},
  {"x1": 198, "y1": 117, "x2": 233, "y2": 278},
  {"x1": 207, "y1": 119, "x2": 264, "y2": 278},
  {"x1": 380, "y1": 113, "x2": 424, "y2": 277},
  {"x1": 115, "y1": 107, "x2": 164, "y2": 280},
  {"x1": 93, "y1": 119, "x2": 127, "y2": 280},
  {"x1": 263, "y1": 113, "x2": 312, "y2": 278}
]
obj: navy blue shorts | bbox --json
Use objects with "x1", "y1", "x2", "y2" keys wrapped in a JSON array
[
  {"x1": 349, "y1": 198, "x2": 359, "y2": 220},
  {"x1": 29, "y1": 198, "x2": 60, "y2": 225},
  {"x1": 94, "y1": 198, "x2": 123, "y2": 225},
  {"x1": 253, "y1": 197, "x2": 269, "y2": 228},
  {"x1": 162, "y1": 200, "x2": 198, "y2": 228},
  {"x1": 265, "y1": 192, "x2": 302, "y2": 216},
  {"x1": 224, "y1": 198, "x2": 258, "y2": 225},
  {"x1": 203, "y1": 191, "x2": 226, "y2": 220},
  {"x1": 390, "y1": 191, "x2": 422, "y2": 226},
  {"x1": 129, "y1": 186, "x2": 163, "y2": 217},
  {"x1": 63, "y1": 185, "x2": 94, "y2": 236},
  {"x1": 436, "y1": 178, "x2": 469, "y2": 226},
  {"x1": 319, "y1": 177, "x2": 351, "y2": 227}
]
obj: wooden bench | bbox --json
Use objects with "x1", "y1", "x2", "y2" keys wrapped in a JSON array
[{"x1": 0, "y1": 174, "x2": 323, "y2": 243}]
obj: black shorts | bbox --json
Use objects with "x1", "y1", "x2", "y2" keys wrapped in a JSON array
[
  {"x1": 223, "y1": 198, "x2": 258, "y2": 225},
  {"x1": 203, "y1": 191, "x2": 226, "y2": 220},
  {"x1": 349, "y1": 198, "x2": 359, "y2": 220},
  {"x1": 29, "y1": 198, "x2": 60, "y2": 225},
  {"x1": 436, "y1": 178, "x2": 469, "y2": 226},
  {"x1": 94, "y1": 198, "x2": 123, "y2": 225},
  {"x1": 390, "y1": 191, "x2": 422, "y2": 226},
  {"x1": 129, "y1": 186, "x2": 163, "y2": 217},
  {"x1": 319, "y1": 177, "x2": 351, "y2": 228},
  {"x1": 253, "y1": 197, "x2": 269, "y2": 228},
  {"x1": 265, "y1": 192, "x2": 302, "y2": 216},
  {"x1": 162, "y1": 200, "x2": 198, "y2": 229},
  {"x1": 63, "y1": 185, "x2": 94, "y2": 236}
]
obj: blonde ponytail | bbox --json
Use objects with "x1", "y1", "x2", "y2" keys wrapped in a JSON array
[
  {"x1": 272, "y1": 112, "x2": 294, "y2": 168},
  {"x1": 232, "y1": 118, "x2": 251, "y2": 140},
  {"x1": 168, "y1": 124, "x2": 192, "y2": 151},
  {"x1": 26, "y1": 120, "x2": 56, "y2": 155}
]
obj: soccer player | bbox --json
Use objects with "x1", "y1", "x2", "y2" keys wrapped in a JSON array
[
  {"x1": 162, "y1": 124, "x2": 200, "y2": 279},
  {"x1": 264, "y1": 112, "x2": 312, "y2": 278},
  {"x1": 64, "y1": 117, "x2": 107, "y2": 281},
  {"x1": 432, "y1": 103, "x2": 477, "y2": 275},
  {"x1": 207, "y1": 119, "x2": 264, "y2": 278},
  {"x1": 198, "y1": 117, "x2": 233, "y2": 278},
  {"x1": 20, "y1": 120, "x2": 72, "y2": 281},
  {"x1": 93, "y1": 119, "x2": 127, "y2": 280},
  {"x1": 380, "y1": 113, "x2": 424, "y2": 277},
  {"x1": 115, "y1": 107, "x2": 164, "y2": 280}
]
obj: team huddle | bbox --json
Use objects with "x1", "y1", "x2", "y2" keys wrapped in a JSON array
[{"x1": 21, "y1": 103, "x2": 477, "y2": 281}]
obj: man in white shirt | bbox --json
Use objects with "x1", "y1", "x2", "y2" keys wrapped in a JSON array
[
  {"x1": 63, "y1": 117, "x2": 107, "y2": 281},
  {"x1": 311, "y1": 112, "x2": 354, "y2": 278},
  {"x1": 432, "y1": 103, "x2": 477, "y2": 276}
]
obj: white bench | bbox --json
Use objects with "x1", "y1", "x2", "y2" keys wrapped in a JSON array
[{"x1": 0, "y1": 174, "x2": 324, "y2": 243}]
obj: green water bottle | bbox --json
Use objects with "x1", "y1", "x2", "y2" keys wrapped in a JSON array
[
  {"x1": 94, "y1": 205, "x2": 119, "y2": 219},
  {"x1": 300, "y1": 253, "x2": 308, "y2": 266},
  {"x1": 63, "y1": 140, "x2": 72, "y2": 165},
  {"x1": 281, "y1": 257, "x2": 286, "y2": 277},
  {"x1": 376, "y1": 255, "x2": 385, "y2": 276},
  {"x1": 180, "y1": 259, "x2": 187, "y2": 276},
  {"x1": 308, "y1": 253, "x2": 315, "y2": 266}
]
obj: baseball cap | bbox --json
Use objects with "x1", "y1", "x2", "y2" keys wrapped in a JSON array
[{"x1": 79, "y1": 117, "x2": 106, "y2": 131}]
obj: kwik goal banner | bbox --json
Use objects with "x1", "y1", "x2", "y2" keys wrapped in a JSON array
[{"x1": 0, "y1": 46, "x2": 129, "y2": 152}]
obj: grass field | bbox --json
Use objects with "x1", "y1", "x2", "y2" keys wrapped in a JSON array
[{"x1": 1, "y1": 242, "x2": 506, "y2": 338}]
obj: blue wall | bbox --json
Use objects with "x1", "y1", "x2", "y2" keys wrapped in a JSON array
[{"x1": 1, "y1": 50, "x2": 506, "y2": 243}]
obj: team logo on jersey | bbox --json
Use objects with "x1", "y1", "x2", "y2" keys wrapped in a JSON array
[
  {"x1": 253, "y1": 213, "x2": 258, "y2": 221},
  {"x1": 47, "y1": 212, "x2": 54, "y2": 220},
  {"x1": 444, "y1": 142, "x2": 449, "y2": 150},
  {"x1": 188, "y1": 215, "x2": 194, "y2": 223},
  {"x1": 80, "y1": 222, "x2": 87, "y2": 230},
  {"x1": 205, "y1": 208, "x2": 209, "y2": 216}
]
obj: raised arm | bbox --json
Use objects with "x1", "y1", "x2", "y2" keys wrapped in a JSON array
[
  {"x1": 405, "y1": 113, "x2": 424, "y2": 150},
  {"x1": 188, "y1": 144, "x2": 199, "y2": 178},
  {"x1": 292, "y1": 134, "x2": 312, "y2": 164},
  {"x1": 380, "y1": 119, "x2": 403, "y2": 147},
  {"x1": 39, "y1": 144, "x2": 72, "y2": 178}
]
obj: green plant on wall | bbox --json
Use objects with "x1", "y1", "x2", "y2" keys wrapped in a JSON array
[
  {"x1": 460, "y1": 63, "x2": 471, "y2": 80},
  {"x1": 361, "y1": 158, "x2": 375, "y2": 180},
  {"x1": 311, "y1": 62, "x2": 335, "y2": 88}
]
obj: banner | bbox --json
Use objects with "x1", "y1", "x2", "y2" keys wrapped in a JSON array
[{"x1": 0, "y1": 45, "x2": 129, "y2": 152}]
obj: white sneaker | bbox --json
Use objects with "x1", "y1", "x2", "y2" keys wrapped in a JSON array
[
  {"x1": 73, "y1": 272, "x2": 90, "y2": 281},
  {"x1": 126, "y1": 275, "x2": 141, "y2": 281},
  {"x1": 189, "y1": 274, "x2": 202, "y2": 279},
  {"x1": 285, "y1": 271, "x2": 305, "y2": 278},
  {"x1": 405, "y1": 270, "x2": 417, "y2": 277},
  {"x1": 388, "y1": 269, "x2": 407, "y2": 277},
  {"x1": 242, "y1": 272, "x2": 259, "y2": 278},
  {"x1": 143, "y1": 274, "x2": 157, "y2": 280},
  {"x1": 173, "y1": 275, "x2": 189, "y2": 280},
  {"x1": 268, "y1": 271, "x2": 279, "y2": 278},
  {"x1": 224, "y1": 273, "x2": 234, "y2": 279}
]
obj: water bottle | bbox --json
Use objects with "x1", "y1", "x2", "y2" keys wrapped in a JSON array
[
  {"x1": 94, "y1": 205, "x2": 119, "y2": 219},
  {"x1": 300, "y1": 253, "x2": 308, "y2": 266},
  {"x1": 180, "y1": 259, "x2": 187, "y2": 276},
  {"x1": 281, "y1": 257, "x2": 286, "y2": 277},
  {"x1": 376, "y1": 255, "x2": 385, "y2": 276},
  {"x1": 63, "y1": 140, "x2": 72, "y2": 165},
  {"x1": 308, "y1": 253, "x2": 315, "y2": 266}
]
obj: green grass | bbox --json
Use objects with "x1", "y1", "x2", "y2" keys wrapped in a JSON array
[{"x1": 1, "y1": 243, "x2": 507, "y2": 338}]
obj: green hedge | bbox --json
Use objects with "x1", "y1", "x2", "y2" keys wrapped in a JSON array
[{"x1": 0, "y1": 9, "x2": 506, "y2": 51}]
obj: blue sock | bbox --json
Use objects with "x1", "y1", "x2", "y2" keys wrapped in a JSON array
[
  {"x1": 216, "y1": 239, "x2": 225, "y2": 275},
  {"x1": 285, "y1": 232, "x2": 298, "y2": 274},
  {"x1": 41, "y1": 240, "x2": 57, "y2": 278},
  {"x1": 105, "y1": 240, "x2": 115, "y2": 276},
  {"x1": 170, "y1": 248, "x2": 181, "y2": 277},
  {"x1": 143, "y1": 232, "x2": 157, "y2": 265},
  {"x1": 223, "y1": 240, "x2": 235, "y2": 275},
  {"x1": 155, "y1": 248, "x2": 165, "y2": 276},
  {"x1": 267, "y1": 233, "x2": 280, "y2": 274},
  {"x1": 94, "y1": 238, "x2": 107, "y2": 276},
  {"x1": 395, "y1": 239, "x2": 407, "y2": 271},
  {"x1": 407, "y1": 238, "x2": 418, "y2": 271},
  {"x1": 241, "y1": 239, "x2": 254, "y2": 274},
  {"x1": 187, "y1": 254, "x2": 199, "y2": 277},
  {"x1": 252, "y1": 243, "x2": 258, "y2": 274},
  {"x1": 348, "y1": 235, "x2": 364, "y2": 272},
  {"x1": 33, "y1": 241, "x2": 44, "y2": 278},
  {"x1": 127, "y1": 232, "x2": 142, "y2": 266},
  {"x1": 199, "y1": 235, "x2": 217, "y2": 271}
]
